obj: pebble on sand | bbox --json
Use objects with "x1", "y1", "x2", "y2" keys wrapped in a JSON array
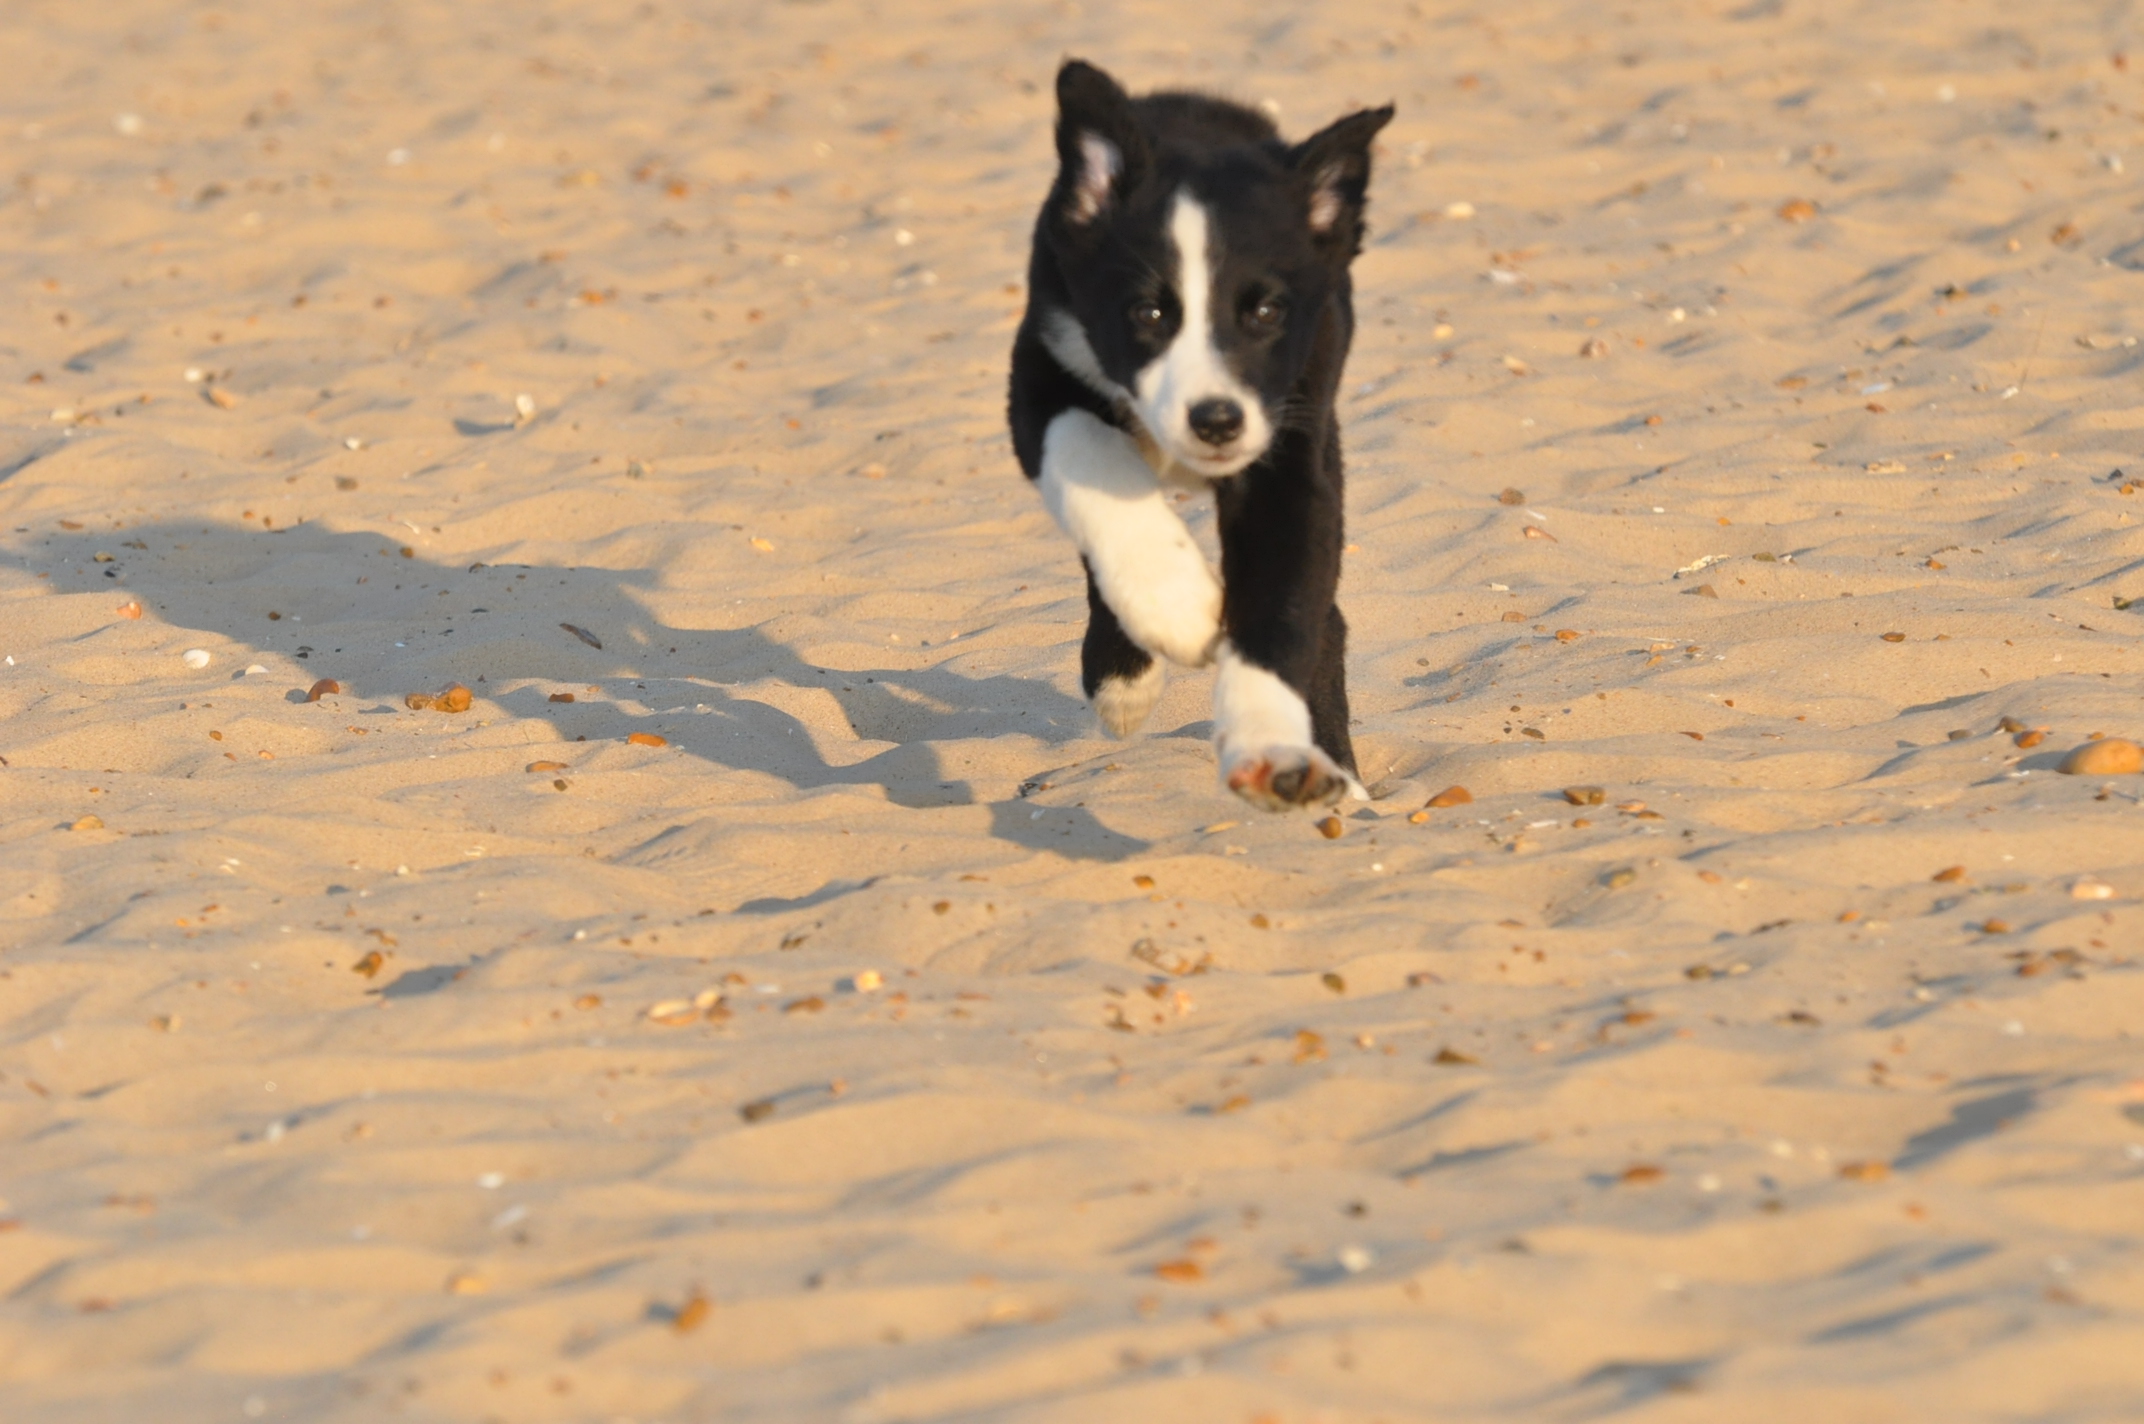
[
  {"x1": 182, "y1": 648, "x2": 211, "y2": 669},
  {"x1": 2058, "y1": 738, "x2": 2142, "y2": 775},
  {"x1": 1426, "y1": 785, "x2": 1472, "y2": 808}
]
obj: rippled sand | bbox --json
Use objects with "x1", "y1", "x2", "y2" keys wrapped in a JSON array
[{"x1": 4, "y1": 2, "x2": 2143, "y2": 1420}]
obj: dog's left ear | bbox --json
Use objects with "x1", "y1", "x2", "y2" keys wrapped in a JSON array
[
  {"x1": 1053, "y1": 60, "x2": 1149, "y2": 230},
  {"x1": 1291, "y1": 104, "x2": 1395, "y2": 254}
]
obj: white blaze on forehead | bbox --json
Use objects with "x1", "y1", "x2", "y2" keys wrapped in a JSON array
[{"x1": 1133, "y1": 192, "x2": 1270, "y2": 472}]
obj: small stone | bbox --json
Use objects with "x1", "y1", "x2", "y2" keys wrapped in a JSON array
[
  {"x1": 1932, "y1": 865, "x2": 1968, "y2": 882},
  {"x1": 1317, "y1": 815, "x2": 1344, "y2": 839},
  {"x1": 739, "y1": 1099, "x2": 776, "y2": 1123},
  {"x1": 1602, "y1": 866, "x2": 1637, "y2": 890},
  {"x1": 646, "y1": 1000, "x2": 698, "y2": 1026},
  {"x1": 626, "y1": 732, "x2": 667, "y2": 747},
  {"x1": 445, "y1": 1272, "x2": 487, "y2": 1295},
  {"x1": 1432, "y1": 1046, "x2": 1479, "y2": 1065},
  {"x1": 1153, "y1": 1258, "x2": 1204, "y2": 1283},
  {"x1": 1979, "y1": 919, "x2": 2011, "y2": 934},
  {"x1": 673, "y1": 1293, "x2": 711, "y2": 1333},
  {"x1": 305, "y1": 678, "x2": 340, "y2": 701},
  {"x1": 2059, "y1": 738, "x2": 2141, "y2": 775},
  {"x1": 1684, "y1": 583, "x2": 1718, "y2": 598},
  {"x1": 1321, "y1": 972, "x2": 1346, "y2": 994},
  {"x1": 2014, "y1": 729, "x2": 2045, "y2": 748},
  {"x1": 1880, "y1": 631, "x2": 1906, "y2": 643},
  {"x1": 1579, "y1": 338, "x2": 1608, "y2": 358},
  {"x1": 182, "y1": 648, "x2": 211, "y2": 669},
  {"x1": 1839, "y1": 1161, "x2": 1891, "y2": 1182},
  {"x1": 1998, "y1": 716, "x2": 2027, "y2": 733},
  {"x1": 1563, "y1": 785, "x2": 1605, "y2": 806},
  {"x1": 1948, "y1": 729, "x2": 1972, "y2": 741},
  {"x1": 1497, "y1": 487, "x2": 1526, "y2": 505},
  {"x1": 1777, "y1": 198, "x2": 1818, "y2": 222},
  {"x1": 1426, "y1": 785, "x2": 1473, "y2": 808},
  {"x1": 1521, "y1": 524, "x2": 1557, "y2": 542},
  {"x1": 1619, "y1": 1164, "x2": 1665, "y2": 1185},
  {"x1": 116, "y1": 600, "x2": 142, "y2": 619},
  {"x1": 71, "y1": 814, "x2": 104, "y2": 832},
  {"x1": 850, "y1": 969, "x2": 884, "y2": 992},
  {"x1": 1501, "y1": 609, "x2": 1527, "y2": 622},
  {"x1": 548, "y1": 692, "x2": 575, "y2": 703},
  {"x1": 526, "y1": 760, "x2": 569, "y2": 773},
  {"x1": 2071, "y1": 879, "x2": 2115, "y2": 900},
  {"x1": 351, "y1": 950, "x2": 385, "y2": 978}
]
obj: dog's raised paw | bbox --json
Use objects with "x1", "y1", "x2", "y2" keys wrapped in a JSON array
[
  {"x1": 1223, "y1": 745, "x2": 1352, "y2": 812},
  {"x1": 1113, "y1": 552, "x2": 1221, "y2": 668}
]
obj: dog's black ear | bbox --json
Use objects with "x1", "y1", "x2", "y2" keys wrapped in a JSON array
[
  {"x1": 1290, "y1": 104, "x2": 1395, "y2": 254},
  {"x1": 1053, "y1": 60, "x2": 1148, "y2": 228}
]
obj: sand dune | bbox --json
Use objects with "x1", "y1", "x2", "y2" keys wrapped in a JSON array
[{"x1": 4, "y1": 1, "x2": 2144, "y2": 1420}]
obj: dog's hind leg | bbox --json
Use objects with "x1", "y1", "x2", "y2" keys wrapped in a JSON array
[
  {"x1": 1037, "y1": 408, "x2": 1222, "y2": 671},
  {"x1": 1080, "y1": 560, "x2": 1165, "y2": 736}
]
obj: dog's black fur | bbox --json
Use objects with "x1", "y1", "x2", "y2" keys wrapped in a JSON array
[{"x1": 1007, "y1": 60, "x2": 1392, "y2": 810}]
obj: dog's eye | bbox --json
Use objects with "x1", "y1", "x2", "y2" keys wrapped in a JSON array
[
  {"x1": 1249, "y1": 298, "x2": 1285, "y2": 328},
  {"x1": 1129, "y1": 301, "x2": 1166, "y2": 330}
]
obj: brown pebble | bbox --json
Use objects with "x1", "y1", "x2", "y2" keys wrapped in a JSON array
[
  {"x1": 526, "y1": 760, "x2": 569, "y2": 773},
  {"x1": 1578, "y1": 338, "x2": 1608, "y2": 358},
  {"x1": 1153, "y1": 1258, "x2": 1204, "y2": 1283},
  {"x1": 1932, "y1": 865, "x2": 1968, "y2": 883},
  {"x1": 2059, "y1": 739, "x2": 2139, "y2": 774},
  {"x1": 305, "y1": 678, "x2": 340, "y2": 702},
  {"x1": 404, "y1": 692, "x2": 435, "y2": 711},
  {"x1": 1880, "y1": 631, "x2": 1906, "y2": 643},
  {"x1": 548, "y1": 692, "x2": 575, "y2": 703},
  {"x1": 1408, "y1": 809, "x2": 1430, "y2": 824},
  {"x1": 1998, "y1": 716, "x2": 2027, "y2": 733},
  {"x1": 1554, "y1": 628, "x2": 1580, "y2": 642},
  {"x1": 1521, "y1": 525, "x2": 1557, "y2": 542},
  {"x1": 116, "y1": 599, "x2": 142, "y2": 619},
  {"x1": 1321, "y1": 972, "x2": 1346, "y2": 994},
  {"x1": 1426, "y1": 785, "x2": 1473, "y2": 808},
  {"x1": 351, "y1": 950, "x2": 385, "y2": 978},
  {"x1": 626, "y1": 732, "x2": 667, "y2": 747},
  {"x1": 1501, "y1": 609, "x2": 1527, "y2": 622},
  {"x1": 2013, "y1": 729, "x2": 2044, "y2": 748},
  {"x1": 1433, "y1": 1046, "x2": 1479, "y2": 1066},
  {"x1": 1562, "y1": 785, "x2": 1605, "y2": 806},
  {"x1": 1777, "y1": 198, "x2": 1818, "y2": 222},
  {"x1": 739, "y1": 1099, "x2": 776, "y2": 1124},
  {"x1": 205, "y1": 386, "x2": 240, "y2": 409},
  {"x1": 1839, "y1": 1161, "x2": 1891, "y2": 1182},
  {"x1": 437, "y1": 684, "x2": 472, "y2": 713},
  {"x1": 1619, "y1": 1164, "x2": 1665, "y2": 1185},
  {"x1": 70, "y1": 814, "x2": 104, "y2": 832},
  {"x1": 1980, "y1": 919, "x2": 2010, "y2": 934},
  {"x1": 671, "y1": 1292, "x2": 711, "y2": 1333},
  {"x1": 1497, "y1": 487, "x2": 1526, "y2": 505},
  {"x1": 1316, "y1": 815, "x2": 1344, "y2": 839},
  {"x1": 1684, "y1": 583, "x2": 1718, "y2": 598}
]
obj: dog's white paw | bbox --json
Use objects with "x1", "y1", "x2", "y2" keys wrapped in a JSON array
[
  {"x1": 1092, "y1": 660, "x2": 1165, "y2": 737},
  {"x1": 1111, "y1": 553, "x2": 1221, "y2": 668},
  {"x1": 1222, "y1": 744, "x2": 1353, "y2": 812}
]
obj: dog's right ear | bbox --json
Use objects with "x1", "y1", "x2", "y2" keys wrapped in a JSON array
[{"x1": 1053, "y1": 60, "x2": 1146, "y2": 228}]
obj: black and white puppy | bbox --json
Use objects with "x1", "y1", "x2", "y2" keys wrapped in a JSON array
[{"x1": 1008, "y1": 60, "x2": 1393, "y2": 811}]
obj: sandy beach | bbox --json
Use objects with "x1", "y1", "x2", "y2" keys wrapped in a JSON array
[{"x1": 4, "y1": 1, "x2": 2144, "y2": 1419}]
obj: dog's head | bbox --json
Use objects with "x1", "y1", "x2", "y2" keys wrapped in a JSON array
[{"x1": 1040, "y1": 60, "x2": 1393, "y2": 478}]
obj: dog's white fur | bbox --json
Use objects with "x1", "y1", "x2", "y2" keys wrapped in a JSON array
[
  {"x1": 1036, "y1": 407, "x2": 1222, "y2": 678},
  {"x1": 1213, "y1": 642, "x2": 1364, "y2": 808},
  {"x1": 1130, "y1": 196, "x2": 1272, "y2": 478}
]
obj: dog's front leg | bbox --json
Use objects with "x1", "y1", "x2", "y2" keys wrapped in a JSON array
[
  {"x1": 1212, "y1": 451, "x2": 1365, "y2": 812},
  {"x1": 1037, "y1": 409, "x2": 1222, "y2": 734}
]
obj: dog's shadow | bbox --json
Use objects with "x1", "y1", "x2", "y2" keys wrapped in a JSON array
[{"x1": 28, "y1": 517, "x2": 1144, "y2": 861}]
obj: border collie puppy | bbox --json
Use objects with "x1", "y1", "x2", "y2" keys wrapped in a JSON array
[{"x1": 1008, "y1": 60, "x2": 1393, "y2": 811}]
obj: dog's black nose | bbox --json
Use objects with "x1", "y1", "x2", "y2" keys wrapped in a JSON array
[{"x1": 1188, "y1": 398, "x2": 1245, "y2": 447}]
